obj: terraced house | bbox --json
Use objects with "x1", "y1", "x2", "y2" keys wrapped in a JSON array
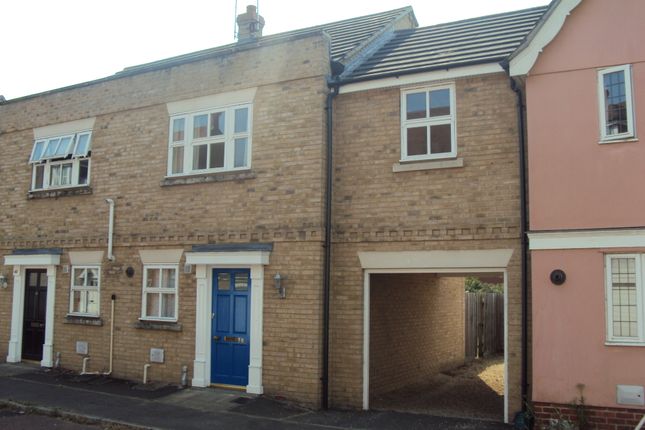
[{"x1": 0, "y1": 4, "x2": 546, "y2": 424}]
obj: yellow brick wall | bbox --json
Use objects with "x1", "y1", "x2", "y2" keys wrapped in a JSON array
[
  {"x1": 369, "y1": 274, "x2": 465, "y2": 397},
  {"x1": 329, "y1": 72, "x2": 523, "y2": 415},
  {"x1": 0, "y1": 34, "x2": 330, "y2": 407}
]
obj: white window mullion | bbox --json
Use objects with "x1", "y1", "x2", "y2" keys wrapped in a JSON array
[{"x1": 71, "y1": 159, "x2": 80, "y2": 186}]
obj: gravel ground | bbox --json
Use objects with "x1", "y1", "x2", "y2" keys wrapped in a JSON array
[{"x1": 371, "y1": 356, "x2": 505, "y2": 421}]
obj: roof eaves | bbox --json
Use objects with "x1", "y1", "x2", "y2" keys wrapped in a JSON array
[
  {"x1": 340, "y1": 57, "x2": 506, "y2": 86},
  {"x1": 508, "y1": 0, "x2": 582, "y2": 76}
]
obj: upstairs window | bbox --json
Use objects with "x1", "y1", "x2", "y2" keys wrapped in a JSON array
[
  {"x1": 598, "y1": 65, "x2": 635, "y2": 142},
  {"x1": 29, "y1": 131, "x2": 92, "y2": 190},
  {"x1": 167, "y1": 104, "x2": 252, "y2": 176},
  {"x1": 401, "y1": 84, "x2": 456, "y2": 161}
]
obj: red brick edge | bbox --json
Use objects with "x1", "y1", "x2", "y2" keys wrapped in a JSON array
[{"x1": 533, "y1": 401, "x2": 645, "y2": 430}]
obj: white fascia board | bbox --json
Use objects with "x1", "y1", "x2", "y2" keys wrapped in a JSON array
[
  {"x1": 4, "y1": 254, "x2": 61, "y2": 266},
  {"x1": 167, "y1": 87, "x2": 257, "y2": 116},
  {"x1": 338, "y1": 64, "x2": 504, "y2": 95},
  {"x1": 529, "y1": 229, "x2": 645, "y2": 250},
  {"x1": 185, "y1": 251, "x2": 270, "y2": 266},
  {"x1": 34, "y1": 118, "x2": 96, "y2": 139},
  {"x1": 509, "y1": 0, "x2": 582, "y2": 76},
  {"x1": 357, "y1": 249, "x2": 513, "y2": 270}
]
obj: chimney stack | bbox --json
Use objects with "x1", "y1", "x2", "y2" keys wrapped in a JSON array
[{"x1": 236, "y1": 5, "x2": 265, "y2": 42}]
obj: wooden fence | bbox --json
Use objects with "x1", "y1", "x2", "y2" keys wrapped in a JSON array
[{"x1": 465, "y1": 292, "x2": 504, "y2": 359}]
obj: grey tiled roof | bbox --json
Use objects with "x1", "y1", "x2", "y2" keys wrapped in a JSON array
[
  {"x1": 119, "y1": 7, "x2": 414, "y2": 76},
  {"x1": 345, "y1": 6, "x2": 548, "y2": 82}
]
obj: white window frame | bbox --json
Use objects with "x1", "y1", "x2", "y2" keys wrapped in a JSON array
[
  {"x1": 400, "y1": 83, "x2": 457, "y2": 161},
  {"x1": 68, "y1": 265, "x2": 101, "y2": 317},
  {"x1": 140, "y1": 264, "x2": 179, "y2": 322},
  {"x1": 605, "y1": 254, "x2": 645, "y2": 345},
  {"x1": 598, "y1": 65, "x2": 635, "y2": 142},
  {"x1": 30, "y1": 131, "x2": 92, "y2": 191},
  {"x1": 166, "y1": 104, "x2": 252, "y2": 176}
]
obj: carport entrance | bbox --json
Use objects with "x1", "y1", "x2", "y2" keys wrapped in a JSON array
[{"x1": 358, "y1": 250, "x2": 512, "y2": 423}]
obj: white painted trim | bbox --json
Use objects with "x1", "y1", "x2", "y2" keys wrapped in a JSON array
[
  {"x1": 529, "y1": 229, "x2": 645, "y2": 250},
  {"x1": 358, "y1": 249, "x2": 514, "y2": 270},
  {"x1": 138, "y1": 249, "x2": 184, "y2": 265},
  {"x1": 400, "y1": 83, "x2": 457, "y2": 161},
  {"x1": 190, "y1": 251, "x2": 269, "y2": 395},
  {"x1": 339, "y1": 64, "x2": 504, "y2": 95},
  {"x1": 42, "y1": 266, "x2": 57, "y2": 367},
  {"x1": 503, "y1": 269, "x2": 509, "y2": 423},
  {"x1": 166, "y1": 88, "x2": 257, "y2": 116},
  {"x1": 6, "y1": 264, "x2": 57, "y2": 367},
  {"x1": 361, "y1": 265, "x2": 510, "y2": 423},
  {"x1": 509, "y1": 0, "x2": 582, "y2": 76},
  {"x1": 393, "y1": 157, "x2": 463, "y2": 173},
  {"x1": 362, "y1": 272, "x2": 370, "y2": 411},
  {"x1": 598, "y1": 64, "x2": 635, "y2": 142},
  {"x1": 68, "y1": 251, "x2": 104, "y2": 265},
  {"x1": 186, "y1": 251, "x2": 270, "y2": 266},
  {"x1": 33, "y1": 117, "x2": 96, "y2": 140},
  {"x1": 5, "y1": 254, "x2": 61, "y2": 266}
]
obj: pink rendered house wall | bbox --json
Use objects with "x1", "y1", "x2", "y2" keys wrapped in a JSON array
[
  {"x1": 527, "y1": 0, "x2": 645, "y2": 409},
  {"x1": 528, "y1": 0, "x2": 645, "y2": 231}
]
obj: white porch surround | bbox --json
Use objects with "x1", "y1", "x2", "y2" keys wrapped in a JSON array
[
  {"x1": 358, "y1": 249, "x2": 513, "y2": 423},
  {"x1": 4, "y1": 252, "x2": 61, "y2": 367},
  {"x1": 185, "y1": 248, "x2": 270, "y2": 394}
]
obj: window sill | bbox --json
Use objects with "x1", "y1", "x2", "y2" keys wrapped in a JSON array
[
  {"x1": 598, "y1": 137, "x2": 638, "y2": 145},
  {"x1": 161, "y1": 170, "x2": 255, "y2": 187},
  {"x1": 605, "y1": 340, "x2": 645, "y2": 347},
  {"x1": 65, "y1": 315, "x2": 103, "y2": 326},
  {"x1": 135, "y1": 320, "x2": 183, "y2": 332},
  {"x1": 28, "y1": 186, "x2": 92, "y2": 199},
  {"x1": 393, "y1": 157, "x2": 464, "y2": 173}
]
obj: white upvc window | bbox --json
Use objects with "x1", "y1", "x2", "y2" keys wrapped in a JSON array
[
  {"x1": 69, "y1": 266, "x2": 100, "y2": 317},
  {"x1": 30, "y1": 131, "x2": 92, "y2": 190},
  {"x1": 400, "y1": 84, "x2": 456, "y2": 161},
  {"x1": 605, "y1": 254, "x2": 645, "y2": 344},
  {"x1": 141, "y1": 265, "x2": 178, "y2": 321},
  {"x1": 598, "y1": 65, "x2": 635, "y2": 142},
  {"x1": 167, "y1": 104, "x2": 252, "y2": 176}
]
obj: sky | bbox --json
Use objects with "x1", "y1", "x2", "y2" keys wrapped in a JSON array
[{"x1": 1, "y1": 0, "x2": 550, "y2": 100}]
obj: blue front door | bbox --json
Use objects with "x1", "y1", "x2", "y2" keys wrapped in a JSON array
[{"x1": 211, "y1": 269, "x2": 251, "y2": 386}]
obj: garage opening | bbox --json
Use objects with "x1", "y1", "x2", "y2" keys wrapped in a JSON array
[{"x1": 367, "y1": 272, "x2": 505, "y2": 422}]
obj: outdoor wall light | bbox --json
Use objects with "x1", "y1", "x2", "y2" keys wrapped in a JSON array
[
  {"x1": 273, "y1": 272, "x2": 287, "y2": 299},
  {"x1": 550, "y1": 269, "x2": 566, "y2": 285},
  {"x1": 0, "y1": 274, "x2": 8, "y2": 289}
]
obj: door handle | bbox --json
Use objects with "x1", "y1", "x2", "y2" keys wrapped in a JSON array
[{"x1": 213, "y1": 336, "x2": 220, "y2": 341}]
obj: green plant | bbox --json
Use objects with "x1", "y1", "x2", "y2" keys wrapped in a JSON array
[
  {"x1": 573, "y1": 384, "x2": 588, "y2": 430},
  {"x1": 465, "y1": 276, "x2": 504, "y2": 293},
  {"x1": 543, "y1": 408, "x2": 576, "y2": 430}
]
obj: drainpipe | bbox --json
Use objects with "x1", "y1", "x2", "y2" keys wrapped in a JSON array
[
  {"x1": 322, "y1": 81, "x2": 339, "y2": 410},
  {"x1": 105, "y1": 294, "x2": 116, "y2": 375},
  {"x1": 105, "y1": 199, "x2": 115, "y2": 262},
  {"x1": 509, "y1": 75, "x2": 529, "y2": 413}
]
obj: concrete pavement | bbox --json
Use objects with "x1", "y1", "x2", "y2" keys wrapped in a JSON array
[{"x1": 0, "y1": 363, "x2": 513, "y2": 429}]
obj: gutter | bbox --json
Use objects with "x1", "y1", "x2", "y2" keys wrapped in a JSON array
[{"x1": 321, "y1": 79, "x2": 339, "y2": 410}]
